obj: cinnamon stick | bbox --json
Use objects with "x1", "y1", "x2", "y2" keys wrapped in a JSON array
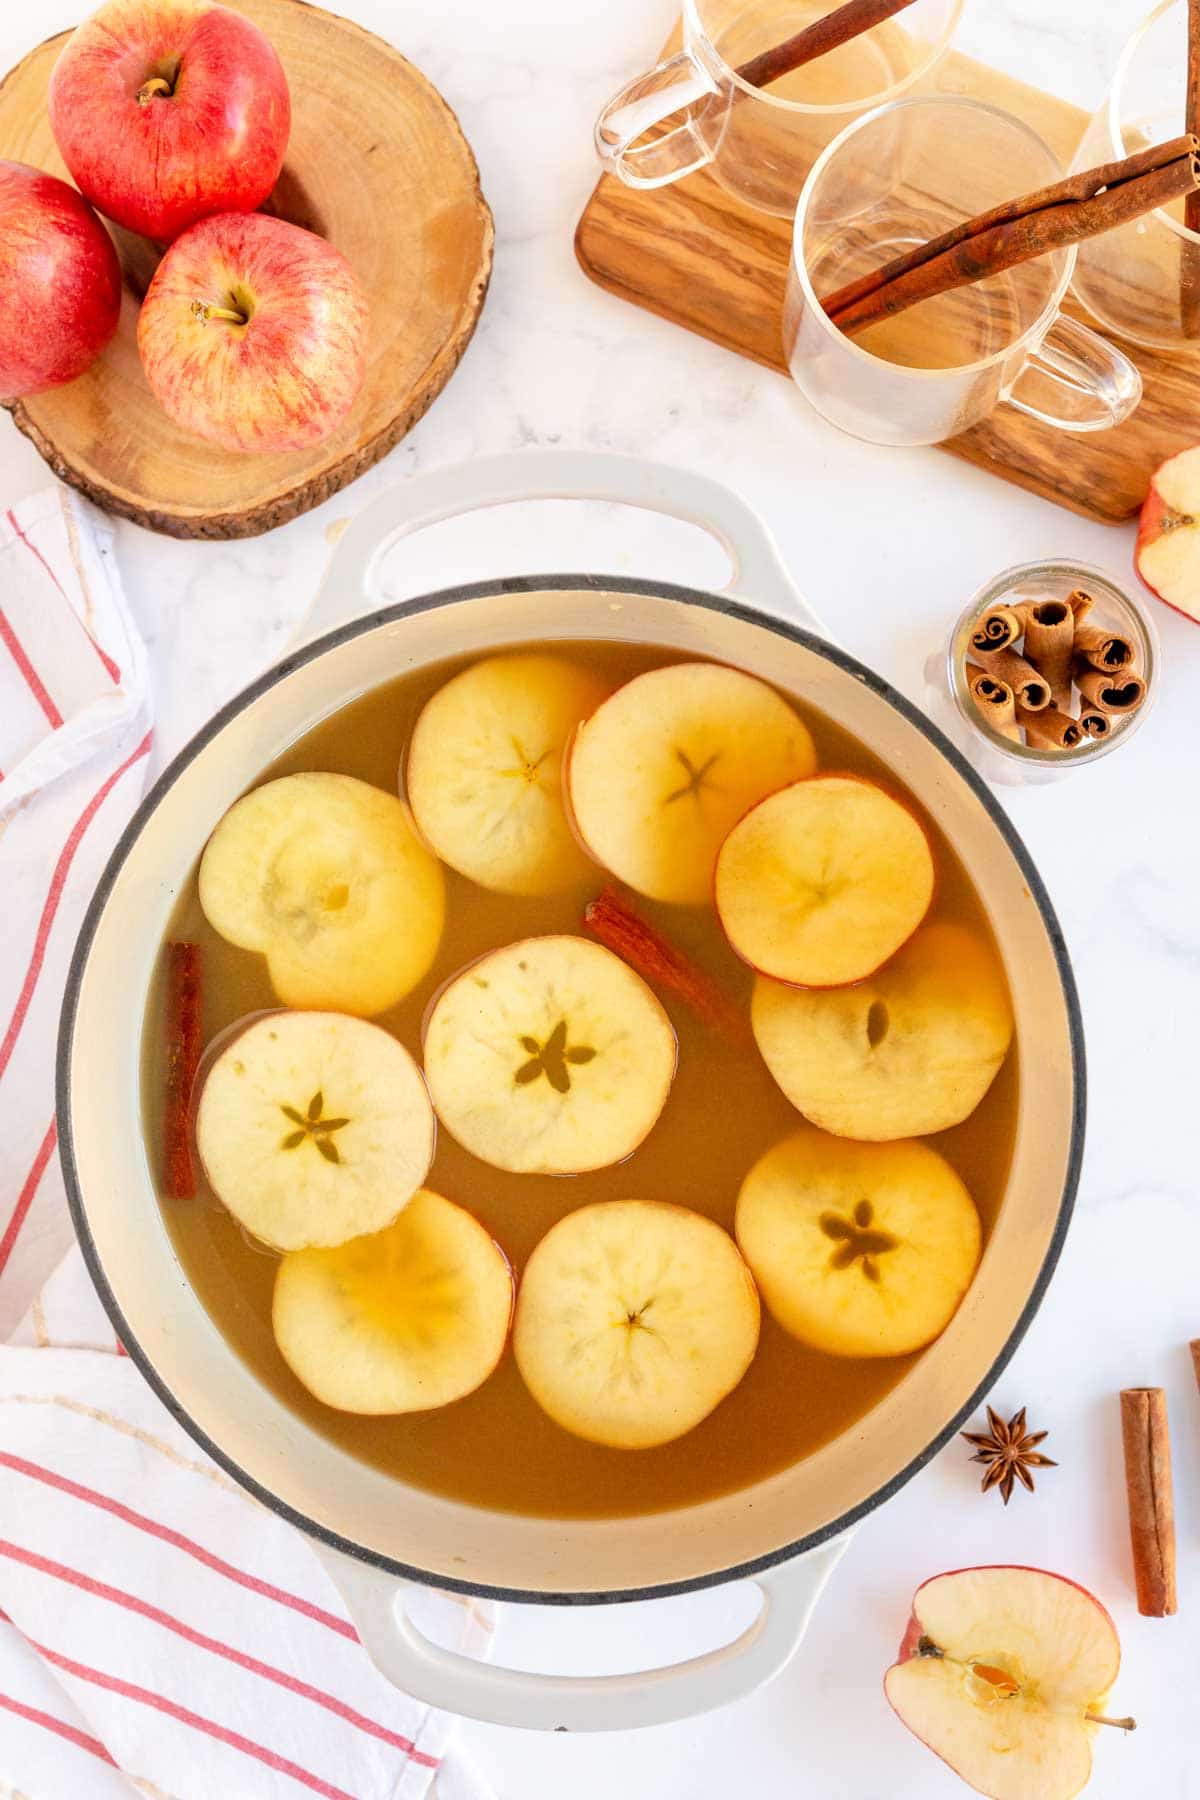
[
  {"x1": 966, "y1": 667, "x2": 1019, "y2": 741},
  {"x1": 584, "y1": 889, "x2": 748, "y2": 1041},
  {"x1": 163, "y1": 940, "x2": 203, "y2": 1199},
  {"x1": 972, "y1": 645, "x2": 1050, "y2": 711},
  {"x1": 736, "y1": 0, "x2": 918, "y2": 91},
  {"x1": 1079, "y1": 706, "x2": 1111, "y2": 741},
  {"x1": 968, "y1": 606, "x2": 1023, "y2": 656},
  {"x1": 1119, "y1": 1388, "x2": 1177, "y2": 1617},
  {"x1": 1073, "y1": 622, "x2": 1135, "y2": 673},
  {"x1": 1183, "y1": 0, "x2": 1200, "y2": 335},
  {"x1": 823, "y1": 136, "x2": 1200, "y2": 337},
  {"x1": 1067, "y1": 589, "x2": 1095, "y2": 625},
  {"x1": 1075, "y1": 667, "x2": 1146, "y2": 716},
  {"x1": 1022, "y1": 599, "x2": 1075, "y2": 711},
  {"x1": 1019, "y1": 706, "x2": 1083, "y2": 751}
]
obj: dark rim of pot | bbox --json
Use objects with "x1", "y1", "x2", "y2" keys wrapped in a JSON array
[{"x1": 57, "y1": 574, "x2": 1086, "y2": 1608}]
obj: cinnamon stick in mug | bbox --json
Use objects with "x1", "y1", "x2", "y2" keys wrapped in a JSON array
[
  {"x1": 1120, "y1": 1387, "x2": 1177, "y2": 1617},
  {"x1": 966, "y1": 667, "x2": 1019, "y2": 740},
  {"x1": 1019, "y1": 706, "x2": 1082, "y2": 750},
  {"x1": 972, "y1": 645, "x2": 1050, "y2": 711},
  {"x1": 1073, "y1": 622, "x2": 1135, "y2": 672},
  {"x1": 1076, "y1": 667, "x2": 1146, "y2": 715},
  {"x1": 736, "y1": 0, "x2": 919, "y2": 91},
  {"x1": 968, "y1": 606, "x2": 1024, "y2": 655},
  {"x1": 1021, "y1": 598, "x2": 1075, "y2": 710},
  {"x1": 823, "y1": 136, "x2": 1200, "y2": 337}
]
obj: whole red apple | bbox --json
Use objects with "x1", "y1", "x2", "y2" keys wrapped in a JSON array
[
  {"x1": 137, "y1": 212, "x2": 368, "y2": 453},
  {"x1": 48, "y1": 0, "x2": 290, "y2": 243},
  {"x1": 0, "y1": 161, "x2": 122, "y2": 400}
]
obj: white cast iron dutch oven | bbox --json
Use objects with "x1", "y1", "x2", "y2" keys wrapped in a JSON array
[{"x1": 58, "y1": 453, "x2": 1084, "y2": 1732}]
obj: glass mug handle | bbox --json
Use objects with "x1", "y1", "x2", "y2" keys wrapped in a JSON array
[
  {"x1": 595, "y1": 50, "x2": 718, "y2": 188},
  {"x1": 1004, "y1": 315, "x2": 1142, "y2": 433}
]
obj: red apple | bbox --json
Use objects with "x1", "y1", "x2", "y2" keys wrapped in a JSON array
[
  {"x1": 136, "y1": 212, "x2": 368, "y2": 453},
  {"x1": 48, "y1": 0, "x2": 290, "y2": 243},
  {"x1": 1135, "y1": 444, "x2": 1200, "y2": 625},
  {"x1": 885, "y1": 1566, "x2": 1135, "y2": 1800},
  {"x1": 0, "y1": 161, "x2": 122, "y2": 399}
]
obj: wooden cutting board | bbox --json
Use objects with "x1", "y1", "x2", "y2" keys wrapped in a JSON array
[
  {"x1": 0, "y1": 0, "x2": 493, "y2": 538},
  {"x1": 577, "y1": 44, "x2": 1200, "y2": 524}
]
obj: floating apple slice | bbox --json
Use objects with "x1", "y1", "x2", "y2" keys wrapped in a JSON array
[
  {"x1": 424, "y1": 936, "x2": 676, "y2": 1174},
  {"x1": 715, "y1": 775, "x2": 935, "y2": 987},
  {"x1": 567, "y1": 661, "x2": 816, "y2": 905},
  {"x1": 195, "y1": 1011, "x2": 434, "y2": 1251},
  {"x1": 751, "y1": 923, "x2": 1013, "y2": 1139},
  {"x1": 406, "y1": 653, "x2": 608, "y2": 895},
  {"x1": 272, "y1": 1189, "x2": 514, "y2": 1414},
  {"x1": 1135, "y1": 443, "x2": 1200, "y2": 625},
  {"x1": 886, "y1": 1567, "x2": 1132, "y2": 1800},
  {"x1": 514, "y1": 1199, "x2": 759, "y2": 1447},
  {"x1": 199, "y1": 772, "x2": 444, "y2": 1016},
  {"x1": 735, "y1": 1128, "x2": 980, "y2": 1357}
]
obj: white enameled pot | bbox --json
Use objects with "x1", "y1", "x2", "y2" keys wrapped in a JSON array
[{"x1": 58, "y1": 452, "x2": 1083, "y2": 1732}]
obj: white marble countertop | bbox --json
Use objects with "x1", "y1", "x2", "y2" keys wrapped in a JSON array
[{"x1": 4, "y1": 1, "x2": 1199, "y2": 1795}]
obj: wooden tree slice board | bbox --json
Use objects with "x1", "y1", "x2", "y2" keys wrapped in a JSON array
[
  {"x1": 0, "y1": 0, "x2": 493, "y2": 538},
  {"x1": 577, "y1": 43, "x2": 1200, "y2": 524}
]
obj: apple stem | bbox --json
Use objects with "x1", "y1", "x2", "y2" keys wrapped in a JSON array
[
  {"x1": 1086, "y1": 1713, "x2": 1137, "y2": 1733},
  {"x1": 190, "y1": 301, "x2": 249, "y2": 327},
  {"x1": 137, "y1": 76, "x2": 173, "y2": 104}
]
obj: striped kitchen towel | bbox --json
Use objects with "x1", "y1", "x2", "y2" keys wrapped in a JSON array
[{"x1": 0, "y1": 490, "x2": 495, "y2": 1799}]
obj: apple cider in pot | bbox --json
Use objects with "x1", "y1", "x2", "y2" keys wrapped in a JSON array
[{"x1": 143, "y1": 640, "x2": 1017, "y2": 1520}]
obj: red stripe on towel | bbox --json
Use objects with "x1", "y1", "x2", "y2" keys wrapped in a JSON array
[
  {"x1": 0, "y1": 729, "x2": 152, "y2": 1086},
  {"x1": 0, "y1": 1453, "x2": 356, "y2": 1639},
  {"x1": 5, "y1": 507, "x2": 121, "y2": 683},
  {"x1": 0, "y1": 1119, "x2": 57, "y2": 1278},
  {"x1": 0, "y1": 1688, "x2": 119, "y2": 1766},
  {"x1": 35, "y1": 1642, "x2": 361, "y2": 1800},
  {"x1": 0, "y1": 1537, "x2": 437, "y2": 1764},
  {"x1": 0, "y1": 606, "x2": 63, "y2": 728}
]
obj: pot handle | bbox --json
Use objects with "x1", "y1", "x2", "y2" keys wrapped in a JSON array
[
  {"x1": 311, "y1": 1533, "x2": 851, "y2": 1732},
  {"x1": 307, "y1": 449, "x2": 828, "y2": 644}
]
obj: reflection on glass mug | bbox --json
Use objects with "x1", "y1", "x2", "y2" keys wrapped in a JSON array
[
  {"x1": 1071, "y1": 0, "x2": 1200, "y2": 350},
  {"x1": 594, "y1": 0, "x2": 962, "y2": 219},
  {"x1": 784, "y1": 96, "x2": 1143, "y2": 446}
]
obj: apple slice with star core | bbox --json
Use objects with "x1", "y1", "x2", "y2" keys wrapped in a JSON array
[
  {"x1": 198, "y1": 772, "x2": 444, "y2": 1017},
  {"x1": 406, "y1": 653, "x2": 607, "y2": 894},
  {"x1": 195, "y1": 1010, "x2": 434, "y2": 1252},
  {"x1": 886, "y1": 1566, "x2": 1133, "y2": 1800},
  {"x1": 514, "y1": 1199, "x2": 759, "y2": 1448},
  {"x1": 716, "y1": 775, "x2": 935, "y2": 987},
  {"x1": 273, "y1": 1189, "x2": 513, "y2": 1414},
  {"x1": 567, "y1": 661, "x2": 816, "y2": 905},
  {"x1": 423, "y1": 936, "x2": 676, "y2": 1174},
  {"x1": 751, "y1": 923, "x2": 1013, "y2": 1139},
  {"x1": 735, "y1": 1128, "x2": 981, "y2": 1357}
]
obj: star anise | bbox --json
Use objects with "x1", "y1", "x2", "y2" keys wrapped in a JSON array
[{"x1": 962, "y1": 1405, "x2": 1056, "y2": 1505}]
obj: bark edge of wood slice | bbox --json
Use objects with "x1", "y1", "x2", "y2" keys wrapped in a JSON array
[{"x1": 0, "y1": 0, "x2": 494, "y2": 539}]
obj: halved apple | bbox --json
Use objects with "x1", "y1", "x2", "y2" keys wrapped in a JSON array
[
  {"x1": 567, "y1": 661, "x2": 816, "y2": 905},
  {"x1": 886, "y1": 1566, "x2": 1130, "y2": 1800},
  {"x1": 735, "y1": 1128, "x2": 980, "y2": 1357},
  {"x1": 1135, "y1": 442, "x2": 1200, "y2": 625},
  {"x1": 272, "y1": 1189, "x2": 514, "y2": 1414},
  {"x1": 751, "y1": 923, "x2": 1013, "y2": 1139},
  {"x1": 195, "y1": 1011, "x2": 434, "y2": 1251},
  {"x1": 406, "y1": 653, "x2": 608, "y2": 895},
  {"x1": 513, "y1": 1199, "x2": 760, "y2": 1448},
  {"x1": 198, "y1": 772, "x2": 444, "y2": 1016},
  {"x1": 715, "y1": 775, "x2": 935, "y2": 987},
  {"x1": 423, "y1": 935, "x2": 676, "y2": 1174}
]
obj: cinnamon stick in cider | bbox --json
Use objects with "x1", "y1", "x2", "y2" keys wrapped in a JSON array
[
  {"x1": 1119, "y1": 1387, "x2": 1177, "y2": 1617},
  {"x1": 163, "y1": 940, "x2": 203, "y2": 1200},
  {"x1": 584, "y1": 889, "x2": 748, "y2": 1041},
  {"x1": 823, "y1": 137, "x2": 1200, "y2": 337}
]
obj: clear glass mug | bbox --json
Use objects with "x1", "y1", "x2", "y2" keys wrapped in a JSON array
[
  {"x1": 1070, "y1": 0, "x2": 1200, "y2": 350},
  {"x1": 594, "y1": 0, "x2": 962, "y2": 218},
  {"x1": 783, "y1": 95, "x2": 1144, "y2": 446}
]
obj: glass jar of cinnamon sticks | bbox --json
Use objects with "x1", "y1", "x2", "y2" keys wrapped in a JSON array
[{"x1": 944, "y1": 562, "x2": 1157, "y2": 783}]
